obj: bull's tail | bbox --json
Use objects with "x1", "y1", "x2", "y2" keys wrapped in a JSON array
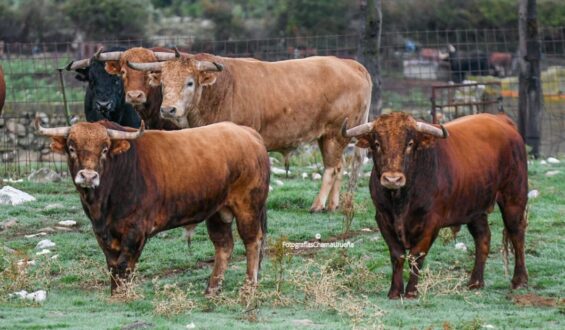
[{"x1": 259, "y1": 204, "x2": 268, "y2": 270}]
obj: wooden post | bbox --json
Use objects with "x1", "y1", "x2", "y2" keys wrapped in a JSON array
[
  {"x1": 518, "y1": 0, "x2": 543, "y2": 158},
  {"x1": 358, "y1": 0, "x2": 382, "y2": 118}
]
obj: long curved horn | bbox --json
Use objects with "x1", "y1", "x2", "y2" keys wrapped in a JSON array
[
  {"x1": 34, "y1": 116, "x2": 71, "y2": 137},
  {"x1": 195, "y1": 60, "x2": 224, "y2": 72},
  {"x1": 342, "y1": 119, "x2": 374, "y2": 138},
  {"x1": 415, "y1": 122, "x2": 448, "y2": 138},
  {"x1": 153, "y1": 52, "x2": 178, "y2": 61},
  {"x1": 65, "y1": 58, "x2": 91, "y2": 70},
  {"x1": 127, "y1": 61, "x2": 163, "y2": 72},
  {"x1": 106, "y1": 121, "x2": 145, "y2": 140},
  {"x1": 96, "y1": 51, "x2": 123, "y2": 61}
]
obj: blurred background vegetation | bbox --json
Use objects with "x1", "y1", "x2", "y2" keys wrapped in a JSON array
[{"x1": 0, "y1": 0, "x2": 564, "y2": 43}]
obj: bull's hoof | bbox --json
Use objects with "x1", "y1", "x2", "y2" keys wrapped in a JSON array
[
  {"x1": 325, "y1": 204, "x2": 339, "y2": 212},
  {"x1": 511, "y1": 276, "x2": 528, "y2": 290},
  {"x1": 204, "y1": 285, "x2": 222, "y2": 297},
  {"x1": 468, "y1": 279, "x2": 484, "y2": 290},
  {"x1": 404, "y1": 291, "x2": 418, "y2": 299},
  {"x1": 387, "y1": 289, "x2": 403, "y2": 300},
  {"x1": 309, "y1": 205, "x2": 325, "y2": 213}
]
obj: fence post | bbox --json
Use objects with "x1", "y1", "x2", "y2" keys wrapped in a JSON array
[
  {"x1": 57, "y1": 69, "x2": 71, "y2": 126},
  {"x1": 358, "y1": 0, "x2": 382, "y2": 119},
  {"x1": 518, "y1": 0, "x2": 543, "y2": 158}
]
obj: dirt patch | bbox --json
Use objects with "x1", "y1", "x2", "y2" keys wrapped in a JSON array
[{"x1": 511, "y1": 293, "x2": 564, "y2": 307}]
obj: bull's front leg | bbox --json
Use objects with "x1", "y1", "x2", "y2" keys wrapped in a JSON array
[
  {"x1": 205, "y1": 213, "x2": 234, "y2": 296},
  {"x1": 404, "y1": 227, "x2": 439, "y2": 299},
  {"x1": 375, "y1": 212, "x2": 406, "y2": 299},
  {"x1": 99, "y1": 231, "x2": 147, "y2": 295}
]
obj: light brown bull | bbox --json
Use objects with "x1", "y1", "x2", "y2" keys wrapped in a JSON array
[{"x1": 126, "y1": 52, "x2": 372, "y2": 212}]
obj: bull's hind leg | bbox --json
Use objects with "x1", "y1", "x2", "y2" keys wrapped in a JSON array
[
  {"x1": 205, "y1": 213, "x2": 234, "y2": 296},
  {"x1": 233, "y1": 204, "x2": 266, "y2": 287},
  {"x1": 310, "y1": 135, "x2": 348, "y2": 212},
  {"x1": 498, "y1": 196, "x2": 528, "y2": 289},
  {"x1": 467, "y1": 213, "x2": 491, "y2": 289}
]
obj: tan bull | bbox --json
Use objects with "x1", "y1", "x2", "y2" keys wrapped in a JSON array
[{"x1": 124, "y1": 51, "x2": 372, "y2": 212}]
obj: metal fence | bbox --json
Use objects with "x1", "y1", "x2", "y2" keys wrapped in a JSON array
[{"x1": 1, "y1": 27, "x2": 564, "y2": 178}]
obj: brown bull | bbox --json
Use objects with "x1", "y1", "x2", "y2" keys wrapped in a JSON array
[
  {"x1": 344, "y1": 112, "x2": 528, "y2": 299},
  {"x1": 126, "y1": 52, "x2": 373, "y2": 212},
  {"x1": 36, "y1": 119, "x2": 270, "y2": 295}
]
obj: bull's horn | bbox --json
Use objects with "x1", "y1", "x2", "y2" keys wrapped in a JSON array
[
  {"x1": 195, "y1": 60, "x2": 224, "y2": 72},
  {"x1": 106, "y1": 121, "x2": 145, "y2": 140},
  {"x1": 153, "y1": 52, "x2": 178, "y2": 61},
  {"x1": 34, "y1": 116, "x2": 71, "y2": 137},
  {"x1": 342, "y1": 119, "x2": 374, "y2": 138},
  {"x1": 65, "y1": 58, "x2": 91, "y2": 70},
  {"x1": 127, "y1": 61, "x2": 163, "y2": 72},
  {"x1": 174, "y1": 47, "x2": 181, "y2": 58},
  {"x1": 415, "y1": 122, "x2": 448, "y2": 138},
  {"x1": 95, "y1": 51, "x2": 123, "y2": 61}
]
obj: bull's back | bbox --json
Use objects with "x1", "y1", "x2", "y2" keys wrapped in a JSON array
[
  {"x1": 219, "y1": 56, "x2": 371, "y2": 149},
  {"x1": 138, "y1": 122, "x2": 268, "y2": 196}
]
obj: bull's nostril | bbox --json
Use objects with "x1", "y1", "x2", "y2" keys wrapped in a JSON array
[{"x1": 170, "y1": 107, "x2": 176, "y2": 114}]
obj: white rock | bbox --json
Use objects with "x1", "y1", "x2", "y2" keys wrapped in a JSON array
[
  {"x1": 311, "y1": 173, "x2": 322, "y2": 180},
  {"x1": 51, "y1": 255, "x2": 59, "y2": 260},
  {"x1": 271, "y1": 167, "x2": 289, "y2": 176},
  {"x1": 10, "y1": 290, "x2": 28, "y2": 299},
  {"x1": 370, "y1": 235, "x2": 380, "y2": 242},
  {"x1": 301, "y1": 172, "x2": 308, "y2": 179},
  {"x1": 361, "y1": 228, "x2": 372, "y2": 232},
  {"x1": 186, "y1": 322, "x2": 196, "y2": 329},
  {"x1": 268, "y1": 185, "x2": 273, "y2": 192},
  {"x1": 269, "y1": 157, "x2": 279, "y2": 164},
  {"x1": 26, "y1": 290, "x2": 47, "y2": 303},
  {"x1": 540, "y1": 160, "x2": 547, "y2": 165},
  {"x1": 36, "y1": 249, "x2": 51, "y2": 256},
  {"x1": 17, "y1": 259, "x2": 36, "y2": 267},
  {"x1": 44, "y1": 203, "x2": 64, "y2": 211},
  {"x1": 547, "y1": 157, "x2": 560, "y2": 164},
  {"x1": 545, "y1": 170, "x2": 560, "y2": 177},
  {"x1": 455, "y1": 242, "x2": 467, "y2": 252},
  {"x1": 274, "y1": 179, "x2": 284, "y2": 187},
  {"x1": 25, "y1": 232, "x2": 47, "y2": 239},
  {"x1": 483, "y1": 324, "x2": 496, "y2": 329},
  {"x1": 291, "y1": 319, "x2": 314, "y2": 326},
  {"x1": 57, "y1": 220, "x2": 76, "y2": 227},
  {"x1": 36, "y1": 239, "x2": 56, "y2": 250},
  {"x1": 0, "y1": 186, "x2": 36, "y2": 206},
  {"x1": 528, "y1": 190, "x2": 540, "y2": 199},
  {"x1": 364, "y1": 172, "x2": 372, "y2": 178}
]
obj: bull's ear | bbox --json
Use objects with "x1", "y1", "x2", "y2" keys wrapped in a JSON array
[
  {"x1": 198, "y1": 73, "x2": 217, "y2": 86},
  {"x1": 50, "y1": 137, "x2": 67, "y2": 154},
  {"x1": 110, "y1": 140, "x2": 130, "y2": 155},
  {"x1": 355, "y1": 135, "x2": 371, "y2": 149},
  {"x1": 148, "y1": 72, "x2": 161, "y2": 87},
  {"x1": 104, "y1": 61, "x2": 121, "y2": 75}
]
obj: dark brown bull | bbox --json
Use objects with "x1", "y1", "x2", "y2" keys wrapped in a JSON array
[
  {"x1": 36, "y1": 119, "x2": 270, "y2": 295},
  {"x1": 0, "y1": 66, "x2": 5, "y2": 116},
  {"x1": 344, "y1": 112, "x2": 528, "y2": 299}
]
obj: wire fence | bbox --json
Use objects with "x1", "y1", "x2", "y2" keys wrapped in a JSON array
[{"x1": 1, "y1": 27, "x2": 564, "y2": 178}]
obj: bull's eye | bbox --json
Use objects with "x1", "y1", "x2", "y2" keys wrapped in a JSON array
[
  {"x1": 407, "y1": 140, "x2": 414, "y2": 148},
  {"x1": 68, "y1": 146, "x2": 75, "y2": 153},
  {"x1": 374, "y1": 141, "x2": 381, "y2": 149},
  {"x1": 187, "y1": 81, "x2": 194, "y2": 87},
  {"x1": 101, "y1": 147, "x2": 108, "y2": 155}
]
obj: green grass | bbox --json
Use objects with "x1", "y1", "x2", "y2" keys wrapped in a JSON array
[{"x1": 0, "y1": 159, "x2": 564, "y2": 329}]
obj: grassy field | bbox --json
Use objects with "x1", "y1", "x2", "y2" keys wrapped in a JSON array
[{"x1": 0, "y1": 158, "x2": 564, "y2": 329}]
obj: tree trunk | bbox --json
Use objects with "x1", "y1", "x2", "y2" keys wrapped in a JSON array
[
  {"x1": 518, "y1": 0, "x2": 543, "y2": 158},
  {"x1": 358, "y1": 0, "x2": 382, "y2": 118}
]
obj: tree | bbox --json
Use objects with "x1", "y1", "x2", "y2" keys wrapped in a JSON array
[{"x1": 65, "y1": 0, "x2": 151, "y2": 40}]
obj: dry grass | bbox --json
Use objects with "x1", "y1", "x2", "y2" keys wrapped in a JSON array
[
  {"x1": 152, "y1": 278, "x2": 196, "y2": 316},
  {"x1": 405, "y1": 254, "x2": 467, "y2": 304},
  {"x1": 107, "y1": 271, "x2": 144, "y2": 303}
]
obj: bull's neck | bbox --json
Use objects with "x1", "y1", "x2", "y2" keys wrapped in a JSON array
[
  {"x1": 74, "y1": 144, "x2": 147, "y2": 230},
  {"x1": 135, "y1": 88, "x2": 179, "y2": 130},
  {"x1": 188, "y1": 72, "x2": 232, "y2": 127}
]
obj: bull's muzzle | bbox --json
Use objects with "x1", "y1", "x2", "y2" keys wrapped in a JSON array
[
  {"x1": 380, "y1": 172, "x2": 406, "y2": 190},
  {"x1": 95, "y1": 100, "x2": 113, "y2": 114},
  {"x1": 125, "y1": 90, "x2": 146, "y2": 105},
  {"x1": 160, "y1": 106, "x2": 177, "y2": 118},
  {"x1": 75, "y1": 169, "x2": 100, "y2": 188}
]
